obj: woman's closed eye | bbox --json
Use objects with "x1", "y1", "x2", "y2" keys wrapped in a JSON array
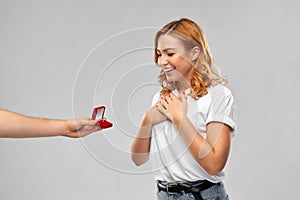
[{"x1": 156, "y1": 50, "x2": 175, "y2": 57}]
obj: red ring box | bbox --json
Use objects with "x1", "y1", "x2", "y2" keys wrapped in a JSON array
[{"x1": 92, "y1": 106, "x2": 113, "y2": 129}]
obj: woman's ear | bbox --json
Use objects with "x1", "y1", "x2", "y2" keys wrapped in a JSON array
[{"x1": 191, "y1": 46, "x2": 201, "y2": 62}]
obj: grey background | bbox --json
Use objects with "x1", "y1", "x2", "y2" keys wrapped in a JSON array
[{"x1": 1, "y1": 0, "x2": 299, "y2": 199}]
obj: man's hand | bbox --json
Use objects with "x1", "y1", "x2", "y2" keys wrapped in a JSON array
[{"x1": 62, "y1": 117, "x2": 102, "y2": 138}]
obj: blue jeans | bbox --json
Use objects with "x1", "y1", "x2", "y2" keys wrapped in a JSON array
[{"x1": 156, "y1": 181, "x2": 229, "y2": 200}]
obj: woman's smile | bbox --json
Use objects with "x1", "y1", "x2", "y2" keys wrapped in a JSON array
[{"x1": 163, "y1": 66, "x2": 176, "y2": 75}]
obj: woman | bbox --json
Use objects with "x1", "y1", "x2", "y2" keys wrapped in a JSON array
[{"x1": 131, "y1": 18, "x2": 237, "y2": 200}]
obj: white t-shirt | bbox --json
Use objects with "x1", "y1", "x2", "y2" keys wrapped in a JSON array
[{"x1": 150, "y1": 84, "x2": 238, "y2": 183}]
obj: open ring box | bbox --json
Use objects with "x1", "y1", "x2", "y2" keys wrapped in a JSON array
[{"x1": 92, "y1": 106, "x2": 113, "y2": 129}]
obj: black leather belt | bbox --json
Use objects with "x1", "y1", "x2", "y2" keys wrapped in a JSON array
[{"x1": 157, "y1": 180, "x2": 216, "y2": 200}]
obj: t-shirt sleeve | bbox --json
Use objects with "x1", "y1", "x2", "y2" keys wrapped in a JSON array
[{"x1": 206, "y1": 86, "x2": 238, "y2": 136}]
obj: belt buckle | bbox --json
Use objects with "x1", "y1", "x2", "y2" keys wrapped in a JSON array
[{"x1": 166, "y1": 182, "x2": 178, "y2": 194}]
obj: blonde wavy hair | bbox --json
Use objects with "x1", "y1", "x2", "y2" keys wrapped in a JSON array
[{"x1": 154, "y1": 18, "x2": 227, "y2": 99}]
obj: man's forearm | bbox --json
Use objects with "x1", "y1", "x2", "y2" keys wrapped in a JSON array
[{"x1": 0, "y1": 110, "x2": 66, "y2": 138}]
